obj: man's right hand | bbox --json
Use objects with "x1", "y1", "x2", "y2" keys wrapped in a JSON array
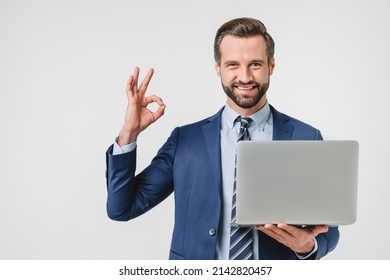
[{"x1": 118, "y1": 66, "x2": 166, "y2": 146}]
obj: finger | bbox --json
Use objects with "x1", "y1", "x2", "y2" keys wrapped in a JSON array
[
  {"x1": 267, "y1": 224, "x2": 305, "y2": 241},
  {"x1": 152, "y1": 103, "x2": 166, "y2": 121},
  {"x1": 145, "y1": 94, "x2": 164, "y2": 104},
  {"x1": 257, "y1": 224, "x2": 281, "y2": 237},
  {"x1": 256, "y1": 224, "x2": 276, "y2": 231},
  {"x1": 138, "y1": 68, "x2": 154, "y2": 95},
  {"x1": 126, "y1": 75, "x2": 135, "y2": 95},
  {"x1": 132, "y1": 66, "x2": 140, "y2": 92},
  {"x1": 277, "y1": 224, "x2": 328, "y2": 239},
  {"x1": 276, "y1": 223, "x2": 302, "y2": 236},
  {"x1": 266, "y1": 223, "x2": 293, "y2": 237},
  {"x1": 310, "y1": 225, "x2": 329, "y2": 235},
  {"x1": 257, "y1": 225, "x2": 284, "y2": 242},
  {"x1": 144, "y1": 95, "x2": 166, "y2": 121}
]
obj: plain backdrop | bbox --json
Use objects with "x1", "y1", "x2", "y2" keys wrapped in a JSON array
[{"x1": 0, "y1": 0, "x2": 389, "y2": 260}]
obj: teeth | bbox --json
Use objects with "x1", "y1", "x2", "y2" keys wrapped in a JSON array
[{"x1": 237, "y1": 86, "x2": 253, "y2": 90}]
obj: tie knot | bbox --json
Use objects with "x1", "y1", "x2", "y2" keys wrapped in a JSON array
[
  {"x1": 236, "y1": 116, "x2": 253, "y2": 141},
  {"x1": 237, "y1": 116, "x2": 253, "y2": 129}
]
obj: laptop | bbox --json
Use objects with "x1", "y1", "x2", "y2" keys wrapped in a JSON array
[{"x1": 235, "y1": 140, "x2": 359, "y2": 226}]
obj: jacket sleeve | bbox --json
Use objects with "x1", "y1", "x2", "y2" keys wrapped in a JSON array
[
  {"x1": 315, "y1": 226, "x2": 340, "y2": 259},
  {"x1": 105, "y1": 128, "x2": 179, "y2": 221}
]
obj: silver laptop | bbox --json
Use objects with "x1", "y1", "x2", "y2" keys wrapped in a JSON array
[{"x1": 235, "y1": 140, "x2": 359, "y2": 226}]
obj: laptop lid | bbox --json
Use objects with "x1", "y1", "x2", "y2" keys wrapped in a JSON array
[{"x1": 235, "y1": 140, "x2": 359, "y2": 226}]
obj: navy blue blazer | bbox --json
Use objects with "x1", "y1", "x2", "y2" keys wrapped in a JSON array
[{"x1": 106, "y1": 105, "x2": 340, "y2": 260}]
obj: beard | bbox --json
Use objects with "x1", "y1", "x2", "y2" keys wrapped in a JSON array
[{"x1": 222, "y1": 79, "x2": 270, "y2": 109}]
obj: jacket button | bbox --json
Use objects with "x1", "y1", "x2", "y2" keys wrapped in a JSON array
[{"x1": 209, "y1": 228, "x2": 216, "y2": 236}]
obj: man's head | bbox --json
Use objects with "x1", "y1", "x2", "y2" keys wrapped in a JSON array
[
  {"x1": 214, "y1": 18, "x2": 275, "y2": 66},
  {"x1": 214, "y1": 18, "x2": 275, "y2": 115}
]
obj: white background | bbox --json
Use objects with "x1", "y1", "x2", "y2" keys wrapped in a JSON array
[{"x1": 0, "y1": 0, "x2": 389, "y2": 260}]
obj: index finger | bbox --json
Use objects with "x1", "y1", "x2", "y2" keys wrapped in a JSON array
[
  {"x1": 138, "y1": 68, "x2": 154, "y2": 95},
  {"x1": 126, "y1": 66, "x2": 141, "y2": 95}
]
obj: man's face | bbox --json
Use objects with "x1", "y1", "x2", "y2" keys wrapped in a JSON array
[{"x1": 215, "y1": 35, "x2": 275, "y2": 114}]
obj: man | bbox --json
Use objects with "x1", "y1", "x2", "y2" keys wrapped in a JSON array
[{"x1": 106, "y1": 17, "x2": 339, "y2": 260}]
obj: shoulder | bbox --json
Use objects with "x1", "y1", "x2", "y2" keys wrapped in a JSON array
[
  {"x1": 162, "y1": 108, "x2": 224, "y2": 150},
  {"x1": 271, "y1": 105, "x2": 316, "y2": 128},
  {"x1": 176, "y1": 107, "x2": 224, "y2": 131},
  {"x1": 270, "y1": 105, "x2": 323, "y2": 140}
]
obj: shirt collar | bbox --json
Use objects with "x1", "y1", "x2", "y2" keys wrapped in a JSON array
[{"x1": 222, "y1": 102, "x2": 271, "y2": 130}]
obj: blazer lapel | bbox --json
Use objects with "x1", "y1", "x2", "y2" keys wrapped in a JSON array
[
  {"x1": 270, "y1": 105, "x2": 294, "y2": 140},
  {"x1": 201, "y1": 108, "x2": 224, "y2": 194}
]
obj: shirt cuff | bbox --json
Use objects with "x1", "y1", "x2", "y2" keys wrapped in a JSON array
[
  {"x1": 112, "y1": 137, "x2": 137, "y2": 155},
  {"x1": 295, "y1": 238, "x2": 318, "y2": 260}
]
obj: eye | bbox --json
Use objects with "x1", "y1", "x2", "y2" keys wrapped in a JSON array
[
  {"x1": 227, "y1": 63, "x2": 237, "y2": 68},
  {"x1": 224, "y1": 61, "x2": 239, "y2": 69},
  {"x1": 251, "y1": 62, "x2": 262, "y2": 68}
]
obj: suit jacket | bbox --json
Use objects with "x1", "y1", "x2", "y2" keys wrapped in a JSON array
[{"x1": 106, "y1": 105, "x2": 340, "y2": 260}]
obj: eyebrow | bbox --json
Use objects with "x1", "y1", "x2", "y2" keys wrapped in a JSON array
[
  {"x1": 223, "y1": 59, "x2": 266, "y2": 66},
  {"x1": 248, "y1": 59, "x2": 266, "y2": 65},
  {"x1": 223, "y1": 60, "x2": 239, "y2": 66}
]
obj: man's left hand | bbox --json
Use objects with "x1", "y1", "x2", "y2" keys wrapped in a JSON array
[{"x1": 256, "y1": 224, "x2": 328, "y2": 254}]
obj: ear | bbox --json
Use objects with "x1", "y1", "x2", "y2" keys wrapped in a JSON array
[
  {"x1": 269, "y1": 58, "x2": 275, "y2": 75},
  {"x1": 214, "y1": 62, "x2": 221, "y2": 76}
]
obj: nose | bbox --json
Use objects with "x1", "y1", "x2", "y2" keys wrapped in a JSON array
[{"x1": 237, "y1": 67, "x2": 253, "y2": 84}]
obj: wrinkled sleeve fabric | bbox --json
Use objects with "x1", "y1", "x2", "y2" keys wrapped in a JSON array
[
  {"x1": 105, "y1": 128, "x2": 179, "y2": 221},
  {"x1": 315, "y1": 226, "x2": 339, "y2": 259}
]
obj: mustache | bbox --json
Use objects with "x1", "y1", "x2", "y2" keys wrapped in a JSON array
[{"x1": 232, "y1": 81, "x2": 260, "y2": 87}]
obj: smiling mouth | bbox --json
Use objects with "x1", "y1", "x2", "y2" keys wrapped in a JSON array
[
  {"x1": 236, "y1": 85, "x2": 255, "y2": 90},
  {"x1": 234, "y1": 84, "x2": 258, "y2": 93}
]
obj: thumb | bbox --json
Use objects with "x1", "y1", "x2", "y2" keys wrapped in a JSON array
[{"x1": 310, "y1": 225, "x2": 329, "y2": 236}]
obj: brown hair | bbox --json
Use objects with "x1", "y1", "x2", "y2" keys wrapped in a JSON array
[{"x1": 214, "y1": 17, "x2": 275, "y2": 65}]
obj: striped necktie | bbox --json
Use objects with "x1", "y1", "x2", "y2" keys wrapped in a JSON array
[{"x1": 229, "y1": 116, "x2": 254, "y2": 260}]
